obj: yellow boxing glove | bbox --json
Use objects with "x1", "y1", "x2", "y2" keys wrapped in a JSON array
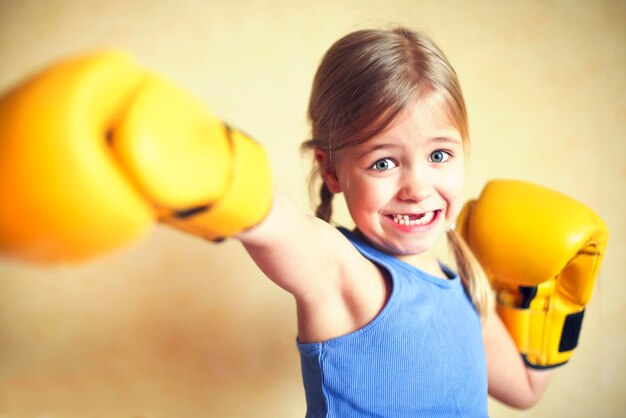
[
  {"x1": 0, "y1": 51, "x2": 272, "y2": 263},
  {"x1": 456, "y1": 180, "x2": 608, "y2": 368}
]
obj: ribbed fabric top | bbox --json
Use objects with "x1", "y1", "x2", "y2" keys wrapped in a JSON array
[{"x1": 297, "y1": 227, "x2": 488, "y2": 417}]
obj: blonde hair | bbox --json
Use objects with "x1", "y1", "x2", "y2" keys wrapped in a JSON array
[{"x1": 301, "y1": 27, "x2": 491, "y2": 319}]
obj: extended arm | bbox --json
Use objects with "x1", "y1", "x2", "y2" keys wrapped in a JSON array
[{"x1": 0, "y1": 51, "x2": 383, "y2": 345}]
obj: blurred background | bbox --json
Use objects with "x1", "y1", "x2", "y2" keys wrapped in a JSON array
[{"x1": 0, "y1": 0, "x2": 624, "y2": 417}]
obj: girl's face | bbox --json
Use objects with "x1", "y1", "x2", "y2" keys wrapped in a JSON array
[{"x1": 320, "y1": 91, "x2": 465, "y2": 266}]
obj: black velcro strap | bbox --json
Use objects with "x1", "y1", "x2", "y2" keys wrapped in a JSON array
[
  {"x1": 559, "y1": 309, "x2": 585, "y2": 352},
  {"x1": 522, "y1": 354, "x2": 568, "y2": 370},
  {"x1": 173, "y1": 205, "x2": 210, "y2": 219},
  {"x1": 519, "y1": 286, "x2": 538, "y2": 309}
]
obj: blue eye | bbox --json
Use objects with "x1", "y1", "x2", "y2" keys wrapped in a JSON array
[
  {"x1": 429, "y1": 150, "x2": 450, "y2": 163},
  {"x1": 371, "y1": 158, "x2": 397, "y2": 171}
]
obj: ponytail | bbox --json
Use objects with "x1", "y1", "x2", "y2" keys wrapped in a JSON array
[
  {"x1": 446, "y1": 229, "x2": 493, "y2": 322},
  {"x1": 315, "y1": 183, "x2": 334, "y2": 222}
]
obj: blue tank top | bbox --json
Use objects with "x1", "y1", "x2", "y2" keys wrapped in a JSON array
[{"x1": 297, "y1": 227, "x2": 488, "y2": 417}]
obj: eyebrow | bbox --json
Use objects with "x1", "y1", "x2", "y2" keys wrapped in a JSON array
[
  {"x1": 357, "y1": 135, "x2": 462, "y2": 159},
  {"x1": 356, "y1": 143, "x2": 401, "y2": 160},
  {"x1": 431, "y1": 135, "x2": 462, "y2": 145}
]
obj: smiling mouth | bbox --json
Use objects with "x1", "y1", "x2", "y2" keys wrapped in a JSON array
[{"x1": 390, "y1": 211, "x2": 438, "y2": 226}]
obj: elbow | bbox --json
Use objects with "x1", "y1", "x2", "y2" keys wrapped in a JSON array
[
  {"x1": 488, "y1": 364, "x2": 553, "y2": 410},
  {"x1": 490, "y1": 385, "x2": 545, "y2": 410},
  {"x1": 504, "y1": 392, "x2": 543, "y2": 410},
  {"x1": 510, "y1": 367, "x2": 553, "y2": 409},
  {"x1": 509, "y1": 399, "x2": 538, "y2": 411}
]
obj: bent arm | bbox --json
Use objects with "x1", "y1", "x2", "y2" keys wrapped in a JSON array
[{"x1": 483, "y1": 310, "x2": 553, "y2": 409}]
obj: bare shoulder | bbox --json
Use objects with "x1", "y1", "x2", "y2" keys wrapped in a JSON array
[
  {"x1": 239, "y1": 192, "x2": 364, "y2": 296},
  {"x1": 239, "y1": 191, "x2": 390, "y2": 343},
  {"x1": 295, "y1": 223, "x2": 391, "y2": 343}
]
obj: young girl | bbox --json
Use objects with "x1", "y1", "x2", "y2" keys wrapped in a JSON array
[
  {"x1": 238, "y1": 28, "x2": 553, "y2": 416},
  {"x1": 0, "y1": 26, "x2": 554, "y2": 417}
]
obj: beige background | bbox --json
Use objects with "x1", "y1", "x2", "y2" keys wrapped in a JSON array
[{"x1": 0, "y1": 0, "x2": 624, "y2": 417}]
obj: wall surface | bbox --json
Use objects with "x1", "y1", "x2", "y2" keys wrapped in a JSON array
[{"x1": 0, "y1": 0, "x2": 624, "y2": 417}]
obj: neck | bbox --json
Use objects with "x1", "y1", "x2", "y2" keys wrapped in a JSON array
[
  {"x1": 352, "y1": 228, "x2": 448, "y2": 279},
  {"x1": 397, "y1": 252, "x2": 449, "y2": 279}
]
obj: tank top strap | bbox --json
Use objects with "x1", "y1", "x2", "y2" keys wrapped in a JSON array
[{"x1": 337, "y1": 227, "x2": 460, "y2": 289}]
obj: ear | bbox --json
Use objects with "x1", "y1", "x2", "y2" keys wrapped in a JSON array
[{"x1": 314, "y1": 148, "x2": 342, "y2": 193}]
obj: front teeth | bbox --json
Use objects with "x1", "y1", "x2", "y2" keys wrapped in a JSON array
[{"x1": 391, "y1": 212, "x2": 435, "y2": 226}]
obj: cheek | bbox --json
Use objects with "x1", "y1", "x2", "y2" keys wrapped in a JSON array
[
  {"x1": 343, "y1": 177, "x2": 391, "y2": 216},
  {"x1": 448, "y1": 191, "x2": 464, "y2": 221},
  {"x1": 443, "y1": 168, "x2": 465, "y2": 219}
]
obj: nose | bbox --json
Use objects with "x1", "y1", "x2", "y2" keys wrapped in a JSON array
[{"x1": 396, "y1": 165, "x2": 434, "y2": 203}]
